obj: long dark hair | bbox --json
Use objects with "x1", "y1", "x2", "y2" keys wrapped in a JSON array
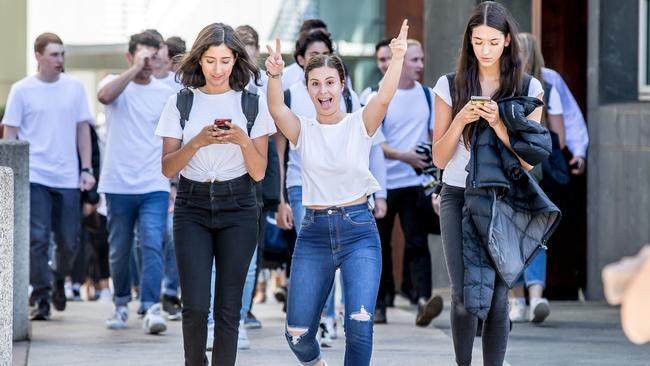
[
  {"x1": 176, "y1": 23, "x2": 260, "y2": 91},
  {"x1": 454, "y1": 1, "x2": 523, "y2": 146}
]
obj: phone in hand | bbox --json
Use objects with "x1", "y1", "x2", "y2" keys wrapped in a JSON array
[
  {"x1": 214, "y1": 118, "x2": 232, "y2": 130},
  {"x1": 470, "y1": 96, "x2": 492, "y2": 105}
]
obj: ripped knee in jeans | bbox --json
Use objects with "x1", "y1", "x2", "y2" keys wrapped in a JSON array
[
  {"x1": 286, "y1": 325, "x2": 309, "y2": 345},
  {"x1": 349, "y1": 305, "x2": 372, "y2": 322}
]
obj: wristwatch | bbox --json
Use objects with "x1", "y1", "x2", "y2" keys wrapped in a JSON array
[{"x1": 81, "y1": 167, "x2": 94, "y2": 175}]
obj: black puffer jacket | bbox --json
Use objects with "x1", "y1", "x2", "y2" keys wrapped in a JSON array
[{"x1": 462, "y1": 96, "x2": 562, "y2": 320}]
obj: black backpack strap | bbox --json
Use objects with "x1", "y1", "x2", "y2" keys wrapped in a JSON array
[
  {"x1": 283, "y1": 89, "x2": 292, "y2": 109},
  {"x1": 241, "y1": 89, "x2": 259, "y2": 136},
  {"x1": 542, "y1": 80, "x2": 552, "y2": 107},
  {"x1": 176, "y1": 87, "x2": 194, "y2": 130},
  {"x1": 370, "y1": 84, "x2": 379, "y2": 93},
  {"x1": 422, "y1": 84, "x2": 433, "y2": 129},
  {"x1": 342, "y1": 86, "x2": 353, "y2": 113}
]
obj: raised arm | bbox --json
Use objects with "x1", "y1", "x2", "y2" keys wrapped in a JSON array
[
  {"x1": 265, "y1": 39, "x2": 301, "y2": 146},
  {"x1": 362, "y1": 19, "x2": 409, "y2": 136},
  {"x1": 97, "y1": 48, "x2": 151, "y2": 105}
]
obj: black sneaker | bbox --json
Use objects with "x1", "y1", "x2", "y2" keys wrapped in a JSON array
[
  {"x1": 30, "y1": 299, "x2": 51, "y2": 321},
  {"x1": 161, "y1": 294, "x2": 182, "y2": 321},
  {"x1": 52, "y1": 279, "x2": 67, "y2": 311},
  {"x1": 416, "y1": 295, "x2": 444, "y2": 327},
  {"x1": 374, "y1": 307, "x2": 387, "y2": 324}
]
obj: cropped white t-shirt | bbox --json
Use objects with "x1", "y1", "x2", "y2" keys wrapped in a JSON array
[
  {"x1": 290, "y1": 108, "x2": 381, "y2": 206},
  {"x1": 155, "y1": 88, "x2": 276, "y2": 182},
  {"x1": 432, "y1": 75, "x2": 544, "y2": 188}
]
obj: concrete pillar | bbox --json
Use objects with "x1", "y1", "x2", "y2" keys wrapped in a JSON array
[
  {"x1": 0, "y1": 0, "x2": 27, "y2": 104},
  {"x1": 0, "y1": 141, "x2": 29, "y2": 340},
  {"x1": 0, "y1": 167, "x2": 14, "y2": 366}
]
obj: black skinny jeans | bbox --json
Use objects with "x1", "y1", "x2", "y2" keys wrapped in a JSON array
[
  {"x1": 174, "y1": 175, "x2": 259, "y2": 366},
  {"x1": 376, "y1": 186, "x2": 433, "y2": 308},
  {"x1": 439, "y1": 184, "x2": 509, "y2": 366}
]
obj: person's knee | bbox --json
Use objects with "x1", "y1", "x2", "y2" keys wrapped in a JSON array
[{"x1": 285, "y1": 325, "x2": 310, "y2": 347}]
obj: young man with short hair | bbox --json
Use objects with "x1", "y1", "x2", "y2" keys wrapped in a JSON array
[
  {"x1": 1, "y1": 32, "x2": 95, "y2": 320},
  {"x1": 97, "y1": 31, "x2": 175, "y2": 334},
  {"x1": 368, "y1": 40, "x2": 443, "y2": 326}
]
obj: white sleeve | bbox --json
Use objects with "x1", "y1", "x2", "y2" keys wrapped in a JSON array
[
  {"x1": 154, "y1": 95, "x2": 183, "y2": 140},
  {"x1": 1, "y1": 84, "x2": 24, "y2": 127},
  {"x1": 428, "y1": 87, "x2": 436, "y2": 131},
  {"x1": 358, "y1": 107, "x2": 377, "y2": 140},
  {"x1": 250, "y1": 97, "x2": 277, "y2": 139},
  {"x1": 75, "y1": 82, "x2": 95, "y2": 125},
  {"x1": 547, "y1": 86, "x2": 563, "y2": 115},
  {"x1": 527, "y1": 77, "x2": 544, "y2": 98},
  {"x1": 432, "y1": 75, "x2": 452, "y2": 107},
  {"x1": 289, "y1": 116, "x2": 307, "y2": 150}
]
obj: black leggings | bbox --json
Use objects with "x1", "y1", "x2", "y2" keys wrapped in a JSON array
[
  {"x1": 439, "y1": 184, "x2": 509, "y2": 366},
  {"x1": 174, "y1": 175, "x2": 259, "y2": 366}
]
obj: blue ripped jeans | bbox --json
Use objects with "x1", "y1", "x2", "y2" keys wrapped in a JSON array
[{"x1": 285, "y1": 203, "x2": 381, "y2": 366}]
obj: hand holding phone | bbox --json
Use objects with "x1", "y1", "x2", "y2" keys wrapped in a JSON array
[{"x1": 214, "y1": 118, "x2": 232, "y2": 130}]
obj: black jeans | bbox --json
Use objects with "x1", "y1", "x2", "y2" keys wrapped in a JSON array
[
  {"x1": 376, "y1": 186, "x2": 432, "y2": 308},
  {"x1": 174, "y1": 175, "x2": 259, "y2": 366},
  {"x1": 30, "y1": 183, "x2": 81, "y2": 302},
  {"x1": 440, "y1": 184, "x2": 509, "y2": 366}
]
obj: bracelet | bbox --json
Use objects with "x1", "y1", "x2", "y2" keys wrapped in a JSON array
[
  {"x1": 81, "y1": 167, "x2": 94, "y2": 175},
  {"x1": 266, "y1": 70, "x2": 282, "y2": 79}
]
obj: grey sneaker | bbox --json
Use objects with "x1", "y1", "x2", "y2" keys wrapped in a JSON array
[
  {"x1": 530, "y1": 298, "x2": 551, "y2": 324},
  {"x1": 416, "y1": 295, "x2": 444, "y2": 327},
  {"x1": 143, "y1": 303, "x2": 167, "y2": 334},
  {"x1": 106, "y1": 306, "x2": 128, "y2": 329}
]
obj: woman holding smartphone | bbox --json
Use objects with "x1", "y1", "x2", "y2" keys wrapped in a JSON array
[
  {"x1": 432, "y1": 2, "x2": 544, "y2": 365},
  {"x1": 155, "y1": 23, "x2": 276, "y2": 366},
  {"x1": 265, "y1": 20, "x2": 409, "y2": 366}
]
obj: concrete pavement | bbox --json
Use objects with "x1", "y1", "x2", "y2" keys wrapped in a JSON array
[{"x1": 12, "y1": 292, "x2": 650, "y2": 365}]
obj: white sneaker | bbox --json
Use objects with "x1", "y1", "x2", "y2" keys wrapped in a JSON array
[
  {"x1": 106, "y1": 306, "x2": 128, "y2": 329},
  {"x1": 530, "y1": 297, "x2": 551, "y2": 323},
  {"x1": 98, "y1": 288, "x2": 112, "y2": 303},
  {"x1": 143, "y1": 303, "x2": 167, "y2": 334},
  {"x1": 238, "y1": 319, "x2": 251, "y2": 350},
  {"x1": 324, "y1": 316, "x2": 337, "y2": 340},
  {"x1": 206, "y1": 323, "x2": 215, "y2": 351},
  {"x1": 508, "y1": 298, "x2": 528, "y2": 323},
  {"x1": 319, "y1": 321, "x2": 333, "y2": 348}
]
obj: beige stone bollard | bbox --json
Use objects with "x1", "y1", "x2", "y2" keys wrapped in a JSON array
[{"x1": 0, "y1": 166, "x2": 14, "y2": 366}]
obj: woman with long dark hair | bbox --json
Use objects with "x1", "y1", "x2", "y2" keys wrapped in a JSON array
[
  {"x1": 432, "y1": 2, "x2": 545, "y2": 365},
  {"x1": 155, "y1": 23, "x2": 276, "y2": 366},
  {"x1": 265, "y1": 20, "x2": 409, "y2": 366}
]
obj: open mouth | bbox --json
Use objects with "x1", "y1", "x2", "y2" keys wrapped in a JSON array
[{"x1": 318, "y1": 98, "x2": 333, "y2": 109}]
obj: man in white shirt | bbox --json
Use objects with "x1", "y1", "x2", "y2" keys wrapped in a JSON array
[
  {"x1": 1, "y1": 33, "x2": 95, "y2": 321},
  {"x1": 370, "y1": 40, "x2": 443, "y2": 326},
  {"x1": 97, "y1": 31, "x2": 175, "y2": 334}
]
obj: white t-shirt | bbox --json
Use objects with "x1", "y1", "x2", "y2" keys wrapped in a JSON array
[
  {"x1": 156, "y1": 72, "x2": 183, "y2": 92},
  {"x1": 368, "y1": 82, "x2": 434, "y2": 190},
  {"x1": 97, "y1": 75, "x2": 174, "y2": 194},
  {"x1": 281, "y1": 63, "x2": 304, "y2": 91},
  {"x1": 290, "y1": 108, "x2": 381, "y2": 206},
  {"x1": 155, "y1": 88, "x2": 276, "y2": 182},
  {"x1": 432, "y1": 75, "x2": 545, "y2": 188},
  {"x1": 546, "y1": 86, "x2": 563, "y2": 116},
  {"x1": 284, "y1": 81, "x2": 382, "y2": 189},
  {"x1": 1, "y1": 74, "x2": 94, "y2": 188}
]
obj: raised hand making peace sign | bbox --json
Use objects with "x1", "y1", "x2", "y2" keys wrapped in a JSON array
[{"x1": 265, "y1": 39, "x2": 285, "y2": 77}]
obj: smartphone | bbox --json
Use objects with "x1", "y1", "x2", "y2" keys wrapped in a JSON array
[
  {"x1": 214, "y1": 118, "x2": 231, "y2": 130},
  {"x1": 470, "y1": 96, "x2": 492, "y2": 105}
]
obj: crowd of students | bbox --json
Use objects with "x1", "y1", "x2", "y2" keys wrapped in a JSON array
[{"x1": 1, "y1": 2, "x2": 592, "y2": 365}]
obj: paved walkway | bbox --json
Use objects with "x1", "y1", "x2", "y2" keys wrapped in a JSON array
[{"x1": 12, "y1": 292, "x2": 650, "y2": 365}]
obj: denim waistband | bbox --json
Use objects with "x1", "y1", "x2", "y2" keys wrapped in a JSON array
[
  {"x1": 305, "y1": 202, "x2": 370, "y2": 218},
  {"x1": 178, "y1": 174, "x2": 253, "y2": 196}
]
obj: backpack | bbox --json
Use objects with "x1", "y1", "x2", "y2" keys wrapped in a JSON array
[
  {"x1": 283, "y1": 86, "x2": 354, "y2": 113},
  {"x1": 175, "y1": 87, "x2": 281, "y2": 210}
]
